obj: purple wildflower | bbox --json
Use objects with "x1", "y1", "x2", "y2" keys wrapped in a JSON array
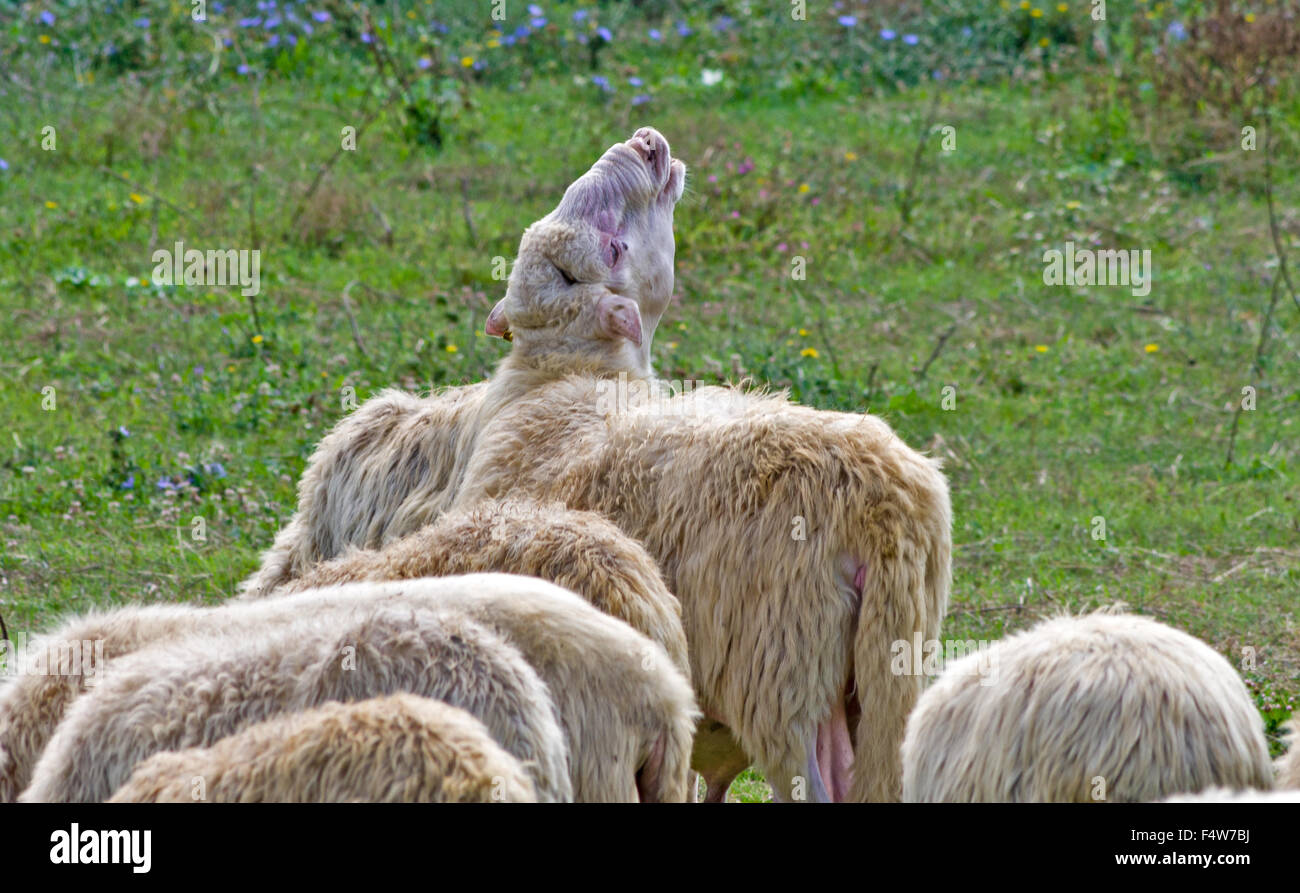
[
  {"x1": 649, "y1": 28, "x2": 662, "y2": 40},
  {"x1": 40, "y1": 10, "x2": 55, "y2": 25},
  {"x1": 573, "y1": 9, "x2": 588, "y2": 21},
  {"x1": 311, "y1": 10, "x2": 331, "y2": 23},
  {"x1": 239, "y1": 17, "x2": 262, "y2": 27},
  {"x1": 880, "y1": 29, "x2": 896, "y2": 40},
  {"x1": 902, "y1": 33, "x2": 919, "y2": 45},
  {"x1": 596, "y1": 26, "x2": 612, "y2": 41},
  {"x1": 631, "y1": 94, "x2": 651, "y2": 105},
  {"x1": 838, "y1": 15, "x2": 857, "y2": 27},
  {"x1": 676, "y1": 21, "x2": 692, "y2": 36}
]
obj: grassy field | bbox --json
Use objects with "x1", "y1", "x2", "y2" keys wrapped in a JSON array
[{"x1": 1, "y1": 1, "x2": 1297, "y2": 801}]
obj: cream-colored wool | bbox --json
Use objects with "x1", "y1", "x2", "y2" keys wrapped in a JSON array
[
  {"x1": 23, "y1": 575, "x2": 697, "y2": 803},
  {"x1": 22, "y1": 599, "x2": 571, "y2": 803},
  {"x1": 239, "y1": 128, "x2": 686, "y2": 599},
  {"x1": 901, "y1": 612, "x2": 1274, "y2": 802},
  {"x1": 276, "y1": 499, "x2": 690, "y2": 680},
  {"x1": 0, "y1": 603, "x2": 240, "y2": 803},
  {"x1": 1277, "y1": 720, "x2": 1300, "y2": 790},
  {"x1": 0, "y1": 500, "x2": 696, "y2": 802},
  {"x1": 108, "y1": 694, "x2": 536, "y2": 803},
  {"x1": 452, "y1": 377, "x2": 953, "y2": 802}
]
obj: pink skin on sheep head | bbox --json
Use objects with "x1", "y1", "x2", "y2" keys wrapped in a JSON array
[{"x1": 486, "y1": 127, "x2": 686, "y2": 378}]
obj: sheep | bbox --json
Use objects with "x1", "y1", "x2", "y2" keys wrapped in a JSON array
[
  {"x1": 900, "y1": 612, "x2": 1275, "y2": 802},
  {"x1": 0, "y1": 498, "x2": 705, "y2": 802},
  {"x1": 451, "y1": 376, "x2": 953, "y2": 802},
  {"x1": 239, "y1": 127, "x2": 686, "y2": 599},
  {"x1": 274, "y1": 497, "x2": 739, "y2": 801},
  {"x1": 1, "y1": 603, "x2": 237, "y2": 803},
  {"x1": 22, "y1": 598, "x2": 572, "y2": 803},
  {"x1": 1278, "y1": 720, "x2": 1300, "y2": 790},
  {"x1": 22, "y1": 574, "x2": 697, "y2": 803},
  {"x1": 108, "y1": 694, "x2": 537, "y2": 803},
  {"x1": 275, "y1": 499, "x2": 690, "y2": 681}
]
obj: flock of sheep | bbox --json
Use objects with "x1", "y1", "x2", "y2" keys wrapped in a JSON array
[{"x1": 3, "y1": 127, "x2": 1297, "y2": 803}]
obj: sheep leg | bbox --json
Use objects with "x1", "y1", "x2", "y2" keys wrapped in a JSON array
[{"x1": 691, "y1": 719, "x2": 750, "y2": 803}]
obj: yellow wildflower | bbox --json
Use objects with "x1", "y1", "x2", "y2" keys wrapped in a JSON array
[{"x1": 800, "y1": 347, "x2": 819, "y2": 358}]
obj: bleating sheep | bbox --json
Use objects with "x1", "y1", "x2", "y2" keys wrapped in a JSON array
[
  {"x1": 108, "y1": 694, "x2": 537, "y2": 803},
  {"x1": 22, "y1": 598, "x2": 571, "y2": 803},
  {"x1": 451, "y1": 376, "x2": 953, "y2": 802},
  {"x1": 239, "y1": 127, "x2": 686, "y2": 599},
  {"x1": 900, "y1": 612, "x2": 1274, "y2": 802},
  {"x1": 23, "y1": 575, "x2": 697, "y2": 803}
]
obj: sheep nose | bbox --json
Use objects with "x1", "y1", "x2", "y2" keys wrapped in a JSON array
[{"x1": 627, "y1": 127, "x2": 670, "y2": 185}]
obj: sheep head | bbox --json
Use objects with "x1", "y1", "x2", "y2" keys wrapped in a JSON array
[{"x1": 489, "y1": 127, "x2": 686, "y2": 379}]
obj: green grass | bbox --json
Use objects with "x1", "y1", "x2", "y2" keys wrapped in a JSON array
[{"x1": 2, "y1": 2, "x2": 1297, "y2": 802}]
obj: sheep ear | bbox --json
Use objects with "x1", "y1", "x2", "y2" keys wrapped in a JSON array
[
  {"x1": 485, "y1": 298, "x2": 512, "y2": 341},
  {"x1": 597, "y1": 294, "x2": 643, "y2": 347}
]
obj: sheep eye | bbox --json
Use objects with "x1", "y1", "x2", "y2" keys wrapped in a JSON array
[
  {"x1": 610, "y1": 242, "x2": 622, "y2": 265},
  {"x1": 555, "y1": 264, "x2": 576, "y2": 286}
]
